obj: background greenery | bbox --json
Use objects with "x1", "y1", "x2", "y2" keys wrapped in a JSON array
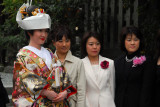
[{"x1": 0, "y1": 0, "x2": 160, "y2": 66}]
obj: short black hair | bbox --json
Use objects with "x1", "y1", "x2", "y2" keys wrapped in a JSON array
[
  {"x1": 25, "y1": 30, "x2": 34, "y2": 40},
  {"x1": 50, "y1": 24, "x2": 71, "y2": 42},
  {"x1": 81, "y1": 31, "x2": 102, "y2": 56},
  {"x1": 120, "y1": 26, "x2": 144, "y2": 52}
]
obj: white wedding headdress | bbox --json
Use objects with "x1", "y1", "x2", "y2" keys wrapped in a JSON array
[{"x1": 16, "y1": 0, "x2": 51, "y2": 30}]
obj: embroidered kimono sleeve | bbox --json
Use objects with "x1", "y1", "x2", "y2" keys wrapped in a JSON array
[
  {"x1": 47, "y1": 60, "x2": 77, "y2": 99},
  {"x1": 62, "y1": 68, "x2": 77, "y2": 98},
  {"x1": 12, "y1": 61, "x2": 49, "y2": 106},
  {"x1": 50, "y1": 66, "x2": 77, "y2": 98}
]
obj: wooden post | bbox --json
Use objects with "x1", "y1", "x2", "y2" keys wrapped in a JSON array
[
  {"x1": 133, "y1": 0, "x2": 138, "y2": 26},
  {"x1": 103, "y1": 0, "x2": 109, "y2": 49},
  {"x1": 125, "y1": 8, "x2": 131, "y2": 26},
  {"x1": 110, "y1": 0, "x2": 115, "y2": 48},
  {"x1": 118, "y1": 0, "x2": 123, "y2": 42},
  {"x1": 90, "y1": 0, "x2": 95, "y2": 31},
  {"x1": 84, "y1": 1, "x2": 89, "y2": 31},
  {"x1": 97, "y1": 0, "x2": 101, "y2": 33}
]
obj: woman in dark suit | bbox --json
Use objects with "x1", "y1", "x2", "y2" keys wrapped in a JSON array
[{"x1": 114, "y1": 26, "x2": 155, "y2": 107}]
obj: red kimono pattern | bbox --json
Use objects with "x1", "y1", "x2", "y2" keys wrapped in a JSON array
[{"x1": 12, "y1": 48, "x2": 77, "y2": 107}]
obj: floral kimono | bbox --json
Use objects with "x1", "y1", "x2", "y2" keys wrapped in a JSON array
[{"x1": 12, "y1": 48, "x2": 77, "y2": 107}]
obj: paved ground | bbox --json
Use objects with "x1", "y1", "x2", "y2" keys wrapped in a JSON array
[
  {"x1": 0, "y1": 72, "x2": 13, "y2": 87},
  {"x1": 0, "y1": 72, "x2": 13, "y2": 107}
]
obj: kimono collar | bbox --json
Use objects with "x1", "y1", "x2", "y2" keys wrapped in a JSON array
[{"x1": 54, "y1": 50, "x2": 74, "y2": 63}]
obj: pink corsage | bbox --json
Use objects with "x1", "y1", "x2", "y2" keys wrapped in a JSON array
[
  {"x1": 132, "y1": 56, "x2": 146, "y2": 67},
  {"x1": 100, "y1": 60, "x2": 109, "y2": 69}
]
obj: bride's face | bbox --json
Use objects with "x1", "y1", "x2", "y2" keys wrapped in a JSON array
[
  {"x1": 86, "y1": 37, "x2": 101, "y2": 57},
  {"x1": 29, "y1": 29, "x2": 49, "y2": 45}
]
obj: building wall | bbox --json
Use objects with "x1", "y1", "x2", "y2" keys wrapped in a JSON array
[{"x1": 83, "y1": 0, "x2": 138, "y2": 59}]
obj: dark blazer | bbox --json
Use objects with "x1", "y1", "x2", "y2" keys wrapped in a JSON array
[
  {"x1": 0, "y1": 77, "x2": 9, "y2": 107},
  {"x1": 155, "y1": 60, "x2": 160, "y2": 107},
  {"x1": 155, "y1": 66, "x2": 160, "y2": 107},
  {"x1": 114, "y1": 54, "x2": 155, "y2": 107}
]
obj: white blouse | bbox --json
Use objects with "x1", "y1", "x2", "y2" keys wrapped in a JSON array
[
  {"x1": 91, "y1": 64, "x2": 99, "y2": 81},
  {"x1": 23, "y1": 46, "x2": 52, "y2": 70}
]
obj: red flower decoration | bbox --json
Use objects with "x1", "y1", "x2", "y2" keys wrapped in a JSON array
[
  {"x1": 52, "y1": 76, "x2": 55, "y2": 79},
  {"x1": 27, "y1": 50, "x2": 30, "y2": 53},
  {"x1": 100, "y1": 60, "x2": 109, "y2": 69},
  {"x1": 22, "y1": 49, "x2": 26, "y2": 52},
  {"x1": 29, "y1": 54, "x2": 32, "y2": 57},
  {"x1": 48, "y1": 77, "x2": 51, "y2": 80}
]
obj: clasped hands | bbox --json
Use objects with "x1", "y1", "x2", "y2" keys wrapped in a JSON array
[{"x1": 41, "y1": 89, "x2": 68, "y2": 102}]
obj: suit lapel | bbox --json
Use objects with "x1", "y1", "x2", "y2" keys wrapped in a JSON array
[
  {"x1": 97, "y1": 55, "x2": 109, "y2": 86},
  {"x1": 83, "y1": 57, "x2": 99, "y2": 88},
  {"x1": 97, "y1": 55, "x2": 106, "y2": 85}
]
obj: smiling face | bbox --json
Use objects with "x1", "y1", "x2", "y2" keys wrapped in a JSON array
[
  {"x1": 86, "y1": 37, "x2": 101, "y2": 57},
  {"x1": 125, "y1": 33, "x2": 140, "y2": 54},
  {"x1": 29, "y1": 29, "x2": 49, "y2": 45},
  {"x1": 54, "y1": 36, "x2": 71, "y2": 55}
]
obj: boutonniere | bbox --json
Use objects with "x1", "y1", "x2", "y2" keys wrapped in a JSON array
[
  {"x1": 132, "y1": 56, "x2": 146, "y2": 67},
  {"x1": 100, "y1": 60, "x2": 109, "y2": 69}
]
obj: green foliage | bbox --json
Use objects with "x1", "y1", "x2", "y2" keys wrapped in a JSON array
[{"x1": 39, "y1": 0, "x2": 84, "y2": 31}]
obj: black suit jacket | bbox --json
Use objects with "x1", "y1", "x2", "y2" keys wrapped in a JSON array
[{"x1": 114, "y1": 54, "x2": 155, "y2": 107}]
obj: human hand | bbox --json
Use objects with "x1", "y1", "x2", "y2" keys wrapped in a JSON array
[
  {"x1": 41, "y1": 89, "x2": 58, "y2": 100},
  {"x1": 52, "y1": 90, "x2": 67, "y2": 102}
]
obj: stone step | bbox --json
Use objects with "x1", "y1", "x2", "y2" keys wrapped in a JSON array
[
  {"x1": 5, "y1": 86, "x2": 13, "y2": 107},
  {"x1": 5, "y1": 86, "x2": 13, "y2": 96},
  {"x1": 0, "y1": 72, "x2": 13, "y2": 88},
  {"x1": 6, "y1": 95, "x2": 13, "y2": 107},
  {"x1": 0, "y1": 72, "x2": 13, "y2": 107}
]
